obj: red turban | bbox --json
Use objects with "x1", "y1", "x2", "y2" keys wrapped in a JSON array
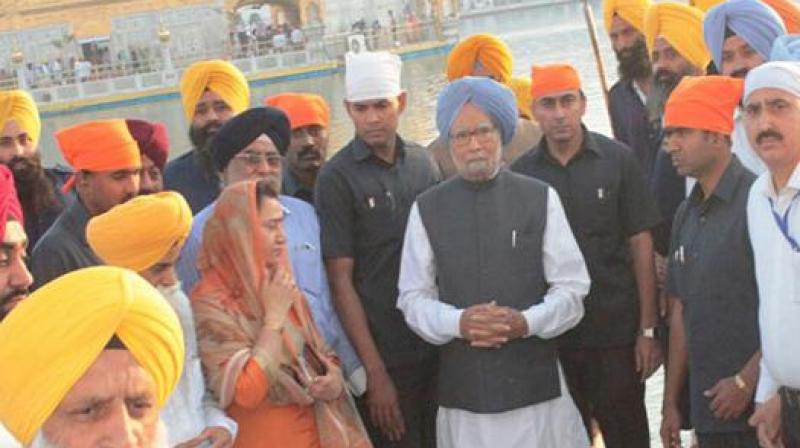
[
  {"x1": 664, "y1": 75, "x2": 744, "y2": 135},
  {"x1": 0, "y1": 165, "x2": 23, "y2": 242},
  {"x1": 125, "y1": 119, "x2": 169, "y2": 170},
  {"x1": 530, "y1": 64, "x2": 583, "y2": 100}
]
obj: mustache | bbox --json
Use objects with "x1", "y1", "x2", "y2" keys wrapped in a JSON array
[
  {"x1": 298, "y1": 145, "x2": 322, "y2": 158},
  {"x1": 188, "y1": 121, "x2": 221, "y2": 149},
  {"x1": 756, "y1": 130, "x2": 784, "y2": 144}
]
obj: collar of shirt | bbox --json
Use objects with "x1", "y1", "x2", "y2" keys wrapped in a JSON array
[
  {"x1": 352, "y1": 135, "x2": 407, "y2": 165},
  {"x1": 281, "y1": 164, "x2": 309, "y2": 198},
  {"x1": 533, "y1": 125, "x2": 603, "y2": 166},
  {"x1": 688, "y1": 155, "x2": 744, "y2": 208},
  {"x1": 631, "y1": 79, "x2": 647, "y2": 105},
  {"x1": 759, "y1": 161, "x2": 800, "y2": 209}
]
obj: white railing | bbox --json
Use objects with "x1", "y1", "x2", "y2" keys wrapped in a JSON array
[{"x1": 4, "y1": 18, "x2": 457, "y2": 106}]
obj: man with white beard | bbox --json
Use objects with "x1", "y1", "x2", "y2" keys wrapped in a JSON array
[
  {"x1": 87, "y1": 192, "x2": 237, "y2": 447},
  {"x1": 0, "y1": 266, "x2": 185, "y2": 448}
]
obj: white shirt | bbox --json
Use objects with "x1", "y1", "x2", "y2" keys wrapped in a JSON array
[
  {"x1": 397, "y1": 188, "x2": 591, "y2": 447},
  {"x1": 158, "y1": 284, "x2": 238, "y2": 445},
  {"x1": 0, "y1": 424, "x2": 19, "y2": 448},
  {"x1": 748, "y1": 162, "x2": 800, "y2": 402}
]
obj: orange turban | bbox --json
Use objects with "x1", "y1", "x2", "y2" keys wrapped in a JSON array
[
  {"x1": 87, "y1": 192, "x2": 192, "y2": 272},
  {"x1": 664, "y1": 75, "x2": 744, "y2": 135},
  {"x1": 509, "y1": 76, "x2": 533, "y2": 118},
  {"x1": 604, "y1": 0, "x2": 652, "y2": 34},
  {"x1": 762, "y1": 0, "x2": 800, "y2": 33},
  {"x1": 180, "y1": 60, "x2": 250, "y2": 122},
  {"x1": 56, "y1": 119, "x2": 141, "y2": 173},
  {"x1": 0, "y1": 90, "x2": 41, "y2": 148},
  {"x1": 264, "y1": 93, "x2": 331, "y2": 130},
  {"x1": 0, "y1": 266, "x2": 184, "y2": 445},
  {"x1": 447, "y1": 34, "x2": 513, "y2": 85},
  {"x1": 644, "y1": 3, "x2": 711, "y2": 70},
  {"x1": 530, "y1": 64, "x2": 582, "y2": 100}
]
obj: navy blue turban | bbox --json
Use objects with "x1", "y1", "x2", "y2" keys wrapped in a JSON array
[{"x1": 436, "y1": 76, "x2": 518, "y2": 145}]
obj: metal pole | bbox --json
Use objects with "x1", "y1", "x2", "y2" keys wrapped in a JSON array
[{"x1": 581, "y1": 0, "x2": 610, "y2": 116}]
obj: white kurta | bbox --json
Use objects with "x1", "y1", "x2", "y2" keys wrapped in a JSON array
[
  {"x1": 397, "y1": 188, "x2": 591, "y2": 448},
  {"x1": 158, "y1": 284, "x2": 238, "y2": 445},
  {"x1": 748, "y1": 163, "x2": 800, "y2": 402}
]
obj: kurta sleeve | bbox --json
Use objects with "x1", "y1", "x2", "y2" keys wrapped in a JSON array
[
  {"x1": 523, "y1": 188, "x2": 590, "y2": 339},
  {"x1": 397, "y1": 202, "x2": 463, "y2": 345},
  {"x1": 756, "y1": 357, "x2": 780, "y2": 403},
  {"x1": 233, "y1": 359, "x2": 270, "y2": 409}
]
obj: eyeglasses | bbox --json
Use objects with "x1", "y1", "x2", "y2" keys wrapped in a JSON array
[
  {"x1": 448, "y1": 123, "x2": 497, "y2": 147},
  {"x1": 235, "y1": 152, "x2": 282, "y2": 168}
]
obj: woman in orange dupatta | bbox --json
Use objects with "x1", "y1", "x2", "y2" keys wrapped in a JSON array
[{"x1": 191, "y1": 180, "x2": 371, "y2": 448}]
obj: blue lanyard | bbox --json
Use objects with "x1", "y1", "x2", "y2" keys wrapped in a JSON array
[{"x1": 768, "y1": 191, "x2": 800, "y2": 252}]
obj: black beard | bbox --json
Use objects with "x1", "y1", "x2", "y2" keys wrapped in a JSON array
[
  {"x1": 7, "y1": 154, "x2": 58, "y2": 217},
  {"x1": 616, "y1": 39, "x2": 652, "y2": 81},
  {"x1": 188, "y1": 127, "x2": 219, "y2": 181}
]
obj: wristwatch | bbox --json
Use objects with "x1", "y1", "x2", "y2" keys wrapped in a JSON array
[{"x1": 639, "y1": 327, "x2": 657, "y2": 339}]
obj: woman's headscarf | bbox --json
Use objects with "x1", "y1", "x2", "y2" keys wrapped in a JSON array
[{"x1": 191, "y1": 181, "x2": 369, "y2": 447}]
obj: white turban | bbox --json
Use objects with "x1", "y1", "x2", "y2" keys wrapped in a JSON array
[
  {"x1": 345, "y1": 51, "x2": 403, "y2": 102},
  {"x1": 743, "y1": 61, "x2": 800, "y2": 103}
]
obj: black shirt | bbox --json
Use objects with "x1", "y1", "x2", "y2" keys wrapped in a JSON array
[
  {"x1": 511, "y1": 127, "x2": 661, "y2": 349},
  {"x1": 315, "y1": 136, "x2": 440, "y2": 367},
  {"x1": 282, "y1": 165, "x2": 315, "y2": 204},
  {"x1": 666, "y1": 156, "x2": 759, "y2": 433}
]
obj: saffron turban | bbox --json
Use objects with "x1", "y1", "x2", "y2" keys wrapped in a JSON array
[
  {"x1": 603, "y1": 0, "x2": 652, "y2": 34},
  {"x1": 345, "y1": 51, "x2": 403, "y2": 102},
  {"x1": 180, "y1": 59, "x2": 250, "y2": 122},
  {"x1": 771, "y1": 35, "x2": 800, "y2": 61},
  {"x1": 0, "y1": 266, "x2": 184, "y2": 445},
  {"x1": 0, "y1": 165, "x2": 23, "y2": 242},
  {"x1": 437, "y1": 77, "x2": 518, "y2": 145},
  {"x1": 0, "y1": 90, "x2": 41, "y2": 148},
  {"x1": 264, "y1": 93, "x2": 331, "y2": 130},
  {"x1": 703, "y1": 0, "x2": 786, "y2": 70},
  {"x1": 644, "y1": 3, "x2": 711, "y2": 70},
  {"x1": 87, "y1": 192, "x2": 192, "y2": 272},
  {"x1": 762, "y1": 0, "x2": 800, "y2": 33},
  {"x1": 509, "y1": 76, "x2": 533, "y2": 119},
  {"x1": 530, "y1": 63, "x2": 583, "y2": 100},
  {"x1": 210, "y1": 107, "x2": 291, "y2": 170},
  {"x1": 664, "y1": 75, "x2": 744, "y2": 134},
  {"x1": 446, "y1": 34, "x2": 513, "y2": 85},
  {"x1": 744, "y1": 60, "x2": 800, "y2": 102},
  {"x1": 126, "y1": 119, "x2": 169, "y2": 170},
  {"x1": 56, "y1": 119, "x2": 141, "y2": 172}
]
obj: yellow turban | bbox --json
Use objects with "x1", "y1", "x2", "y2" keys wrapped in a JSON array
[
  {"x1": 180, "y1": 59, "x2": 250, "y2": 122},
  {"x1": 87, "y1": 191, "x2": 192, "y2": 272},
  {"x1": 689, "y1": 0, "x2": 723, "y2": 12},
  {"x1": 644, "y1": 3, "x2": 711, "y2": 70},
  {"x1": 0, "y1": 90, "x2": 41, "y2": 148},
  {"x1": 0, "y1": 266, "x2": 184, "y2": 445},
  {"x1": 509, "y1": 76, "x2": 533, "y2": 119},
  {"x1": 447, "y1": 33, "x2": 513, "y2": 85},
  {"x1": 603, "y1": 0, "x2": 652, "y2": 34}
]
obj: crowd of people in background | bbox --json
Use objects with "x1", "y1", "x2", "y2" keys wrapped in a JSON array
[{"x1": 0, "y1": 0, "x2": 800, "y2": 447}]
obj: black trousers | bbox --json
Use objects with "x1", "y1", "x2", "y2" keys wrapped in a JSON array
[
  {"x1": 696, "y1": 431, "x2": 758, "y2": 448},
  {"x1": 356, "y1": 361, "x2": 437, "y2": 448},
  {"x1": 781, "y1": 387, "x2": 800, "y2": 448},
  {"x1": 560, "y1": 345, "x2": 651, "y2": 448}
]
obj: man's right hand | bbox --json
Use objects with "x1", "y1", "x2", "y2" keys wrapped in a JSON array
[
  {"x1": 660, "y1": 404, "x2": 683, "y2": 448},
  {"x1": 367, "y1": 368, "x2": 406, "y2": 442},
  {"x1": 749, "y1": 395, "x2": 783, "y2": 448}
]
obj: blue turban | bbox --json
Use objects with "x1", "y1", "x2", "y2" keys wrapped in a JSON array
[
  {"x1": 771, "y1": 34, "x2": 800, "y2": 61},
  {"x1": 704, "y1": 0, "x2": 787, "y2": 70},
  {"x1": 436, "y1": 77, "x2": 518, "y2": 145}
]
